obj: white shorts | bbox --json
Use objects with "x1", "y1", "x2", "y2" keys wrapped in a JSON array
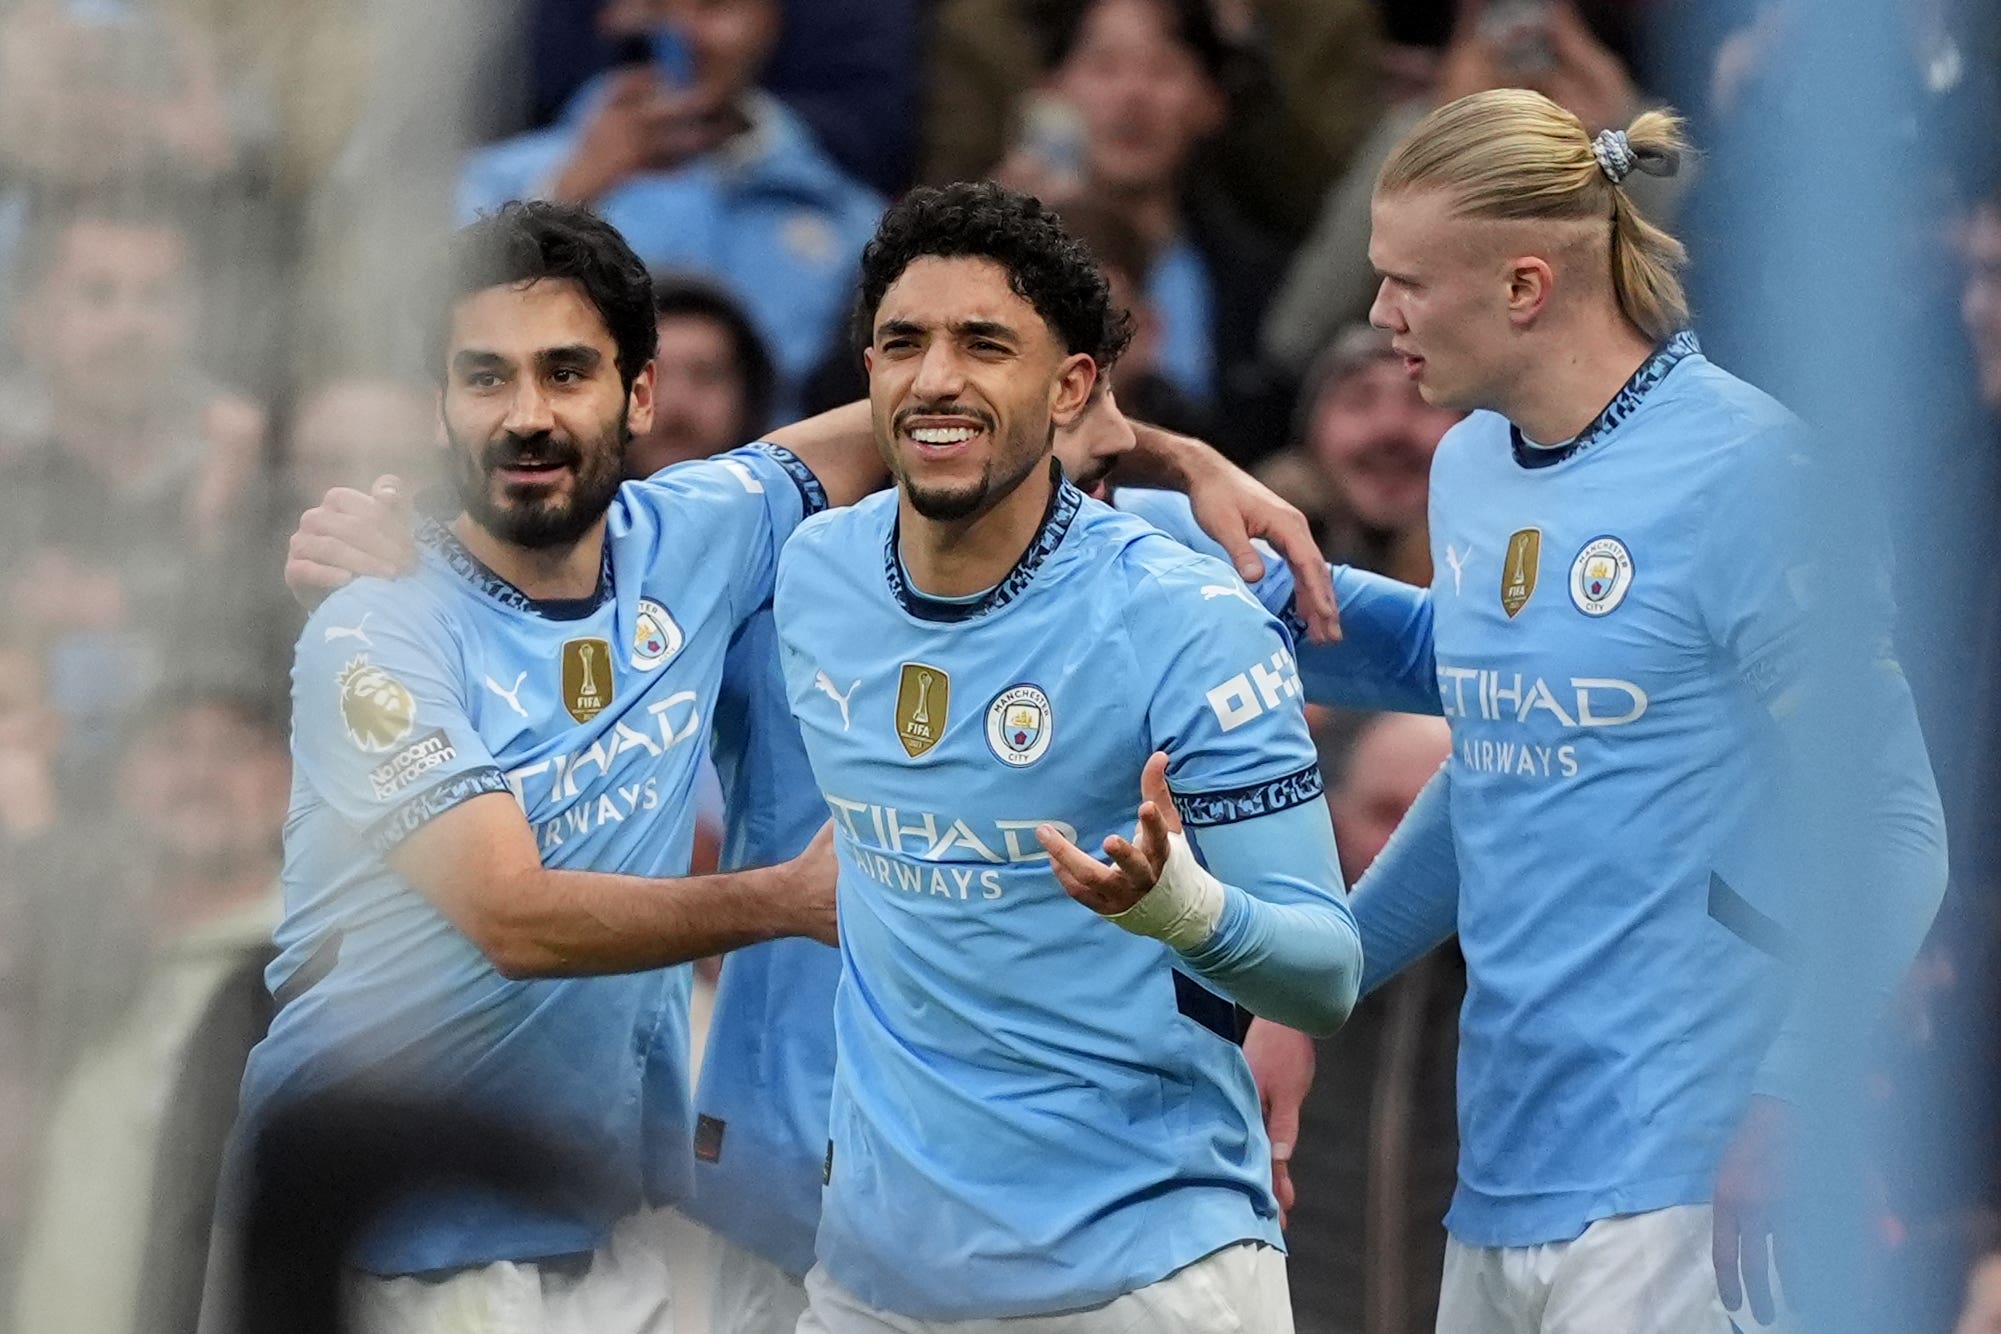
[
  {"x1": 707, "y1": 1229, "x2": 810, "y2": 1334},
  {"x1": 796, "y1": 1241, "x2": 1293, "y2": 1333},
  {"x1": 342, "y1": 1205, "x2": 679, "y2": 1334},
  {"x1": 1436, "y1": 1205, "x2": 1792, "y2": 1334}
]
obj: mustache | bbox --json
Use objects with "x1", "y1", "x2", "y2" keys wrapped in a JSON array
[
  {"x1": 893, "y1": 402, "x2": 997, "y2": 435},
  {"x1": 483, "y1": 431, "x2": 580, "y2": 470}
]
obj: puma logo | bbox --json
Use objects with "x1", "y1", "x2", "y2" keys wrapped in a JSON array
[
  {"x1": 324, "y1": 613, "x2": 374, "y2": 648},
  {"x1": 813, "y1": 671, "x2": 861, "y2": 731},
  {"x1": 485, "y1": 670, "x2": 529, "y2": 719},
  {"x1": 1445, "y1": 544, "x2": 1471, "y2": 596}
]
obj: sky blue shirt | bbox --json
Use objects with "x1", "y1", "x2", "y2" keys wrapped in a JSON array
[
  {"x1": 771, "y1": 477, "x2": 1364, "y2": 1318},
  {"x1": 685, "y1": 485, "x2": 1442, "y2": 1279},
  {"x1": 457, "y1": 85, "x2": 883, "y2": 407},
  {"x1": 233, "y1": 444, "x2": 824, "y2": 1276},
  {"x1": 1350, "y1": 335, "x2": 1947, "y2": 1248}
]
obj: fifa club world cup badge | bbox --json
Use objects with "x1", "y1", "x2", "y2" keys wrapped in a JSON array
[
  {"x1": 563, "y1": 637, "x2": 615, "y2": 723},
  {"x1": 1501, "y1": 528, "x2": 1542, "y2": 618},
  {"x1": 985, "y1": 684, "x2": 1053, "y2": 767},
  {"x1": 1569, "y1": 537, "x2": 1635, "y2": 616},
  {"x1": 895, "y1": 662, "x2": 949, "y2": 758}
]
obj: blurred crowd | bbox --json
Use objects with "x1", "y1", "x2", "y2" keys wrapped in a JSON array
[{"x1": 0, "y1": 0, "x2": 1994, "y2": 1331}]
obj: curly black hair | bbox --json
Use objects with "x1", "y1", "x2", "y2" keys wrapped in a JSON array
[
  {"x1": 432, "y1": 200, "x2": 659, "y2": 388},
  {"x1": 853, "y1": 182, "x2": 1134, "y2": 370}
]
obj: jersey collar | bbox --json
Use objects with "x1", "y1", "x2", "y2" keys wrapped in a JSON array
[
  {"x1": 1510, "y1": 329, "x2": 1701, "y2": 470},
  {"x1": 418, "y1": 514, "x2": 615, "y2": 621},
  {"x1": 884, "y1": 461, "x2": 1085, "y2": 623}
]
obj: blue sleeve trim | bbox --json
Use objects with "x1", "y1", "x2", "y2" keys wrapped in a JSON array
[
  {"x1": 747, "y1": 442, "x2": 829, "y2": 518},
  {"x1": 1173, "y1": 763, "x2": 1325, "y2": 828},
  {"x1": 366, "y1": 766, "x2": 510, "y2": 855},
  {"x1": 1275, "y1": 595, "x2": 1308, "y2": 647}
]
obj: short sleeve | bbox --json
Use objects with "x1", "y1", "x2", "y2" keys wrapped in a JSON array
[
  {"x1": 292, "y1": 590, "x2": 508, "y2": 855},
  {"x1": 635, "y1": 443, "x2": 829, "y2": 627},
  {"x1": 1127, "y1": 558, "x2": 1324, "y2": 829}
]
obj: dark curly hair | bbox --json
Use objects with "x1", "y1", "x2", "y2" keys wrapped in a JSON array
[
  {"x1": 432, "y1": 201, "x2": 659, "y2": 388},
  {"x1": 853, "y1": 182, "x2": 1134, "y2": 370}
]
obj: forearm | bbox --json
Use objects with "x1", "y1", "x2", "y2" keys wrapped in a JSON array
[
  {"x1": 1169, "y1": 805, "x2": 1359, "y2": 1035},
  {"x1": 1179, "y1": 888, "x2": 1361, "y2": 1036},
  {"x1": 1297, "y1": 566, "x2": 1439, "y2": 714},
  {"x1": 761, "y1": 400, "x2": 889, "y2": 507},
  {"x1": 1111, "y1": 420, "x2": 1212, "y2": 491},
  {"x1": 1350, "y1": 764, "x2": 1459, "y2": 995},
  {"x1": 475, "y1": 861, "x2": 810, "y2": 979},
  {"x1": 1755, "y1": 665, "x2": 1947, "y2": 1097}
]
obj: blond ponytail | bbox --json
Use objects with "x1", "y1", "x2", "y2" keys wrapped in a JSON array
[{"x1": 1379, "y1": 90, "x2": 1693, "y2": 342}]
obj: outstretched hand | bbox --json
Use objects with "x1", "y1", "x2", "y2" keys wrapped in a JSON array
[{"x1": 1037, "y1": 752, "x2": 1182, "y2": 916}]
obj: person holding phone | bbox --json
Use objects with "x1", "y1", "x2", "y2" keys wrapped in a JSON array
[{"x1": 457, "y1": 0, "x2": 883, "y2": 416}]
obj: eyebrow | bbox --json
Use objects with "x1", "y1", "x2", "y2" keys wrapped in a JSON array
[
  {"x1": 873, "y1": 317, "x2": 1023, "y2": 343},
  {"x1": 540, "y1": 344, "x2": 603, "y2": 371}
]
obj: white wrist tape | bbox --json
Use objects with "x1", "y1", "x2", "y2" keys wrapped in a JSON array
[{"x1": 1105, "y1": 832, "x2": 1226, "y2": 952}]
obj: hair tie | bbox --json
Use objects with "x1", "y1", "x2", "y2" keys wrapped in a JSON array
[{"x1": 1592, "y1": 128, "x2": 1637, "y2": 184}]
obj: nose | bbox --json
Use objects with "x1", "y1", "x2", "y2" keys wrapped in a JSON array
[
  {"x1": 910, "y1": 341, "x2": 967, "y2": 404},
  {"x1": 1369, "y1": 280, "x2": 1403, "y2": 334},
  {"x1": 502, "y1": 376, "x2": 556, "y2": 436}
]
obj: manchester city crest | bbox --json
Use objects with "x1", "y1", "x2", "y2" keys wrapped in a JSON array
[
  {"x1": 1569, "y1": 536, "x2": 1634, "y2": 616},
  {"x1": 985, "y1": 684, "x2": 1052, "y2": 767},
  {"x1": 630, "y1": 597, "x2": 683, "y2": 671}
]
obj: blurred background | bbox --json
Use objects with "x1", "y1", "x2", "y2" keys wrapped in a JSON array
[{"x1": 0, "y1": 0, "x2": 1993, "y2": 1330}]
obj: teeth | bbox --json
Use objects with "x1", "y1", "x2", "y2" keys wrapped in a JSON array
[{"x1": 910, "y1": 426, "x2": 978, "y2": 445}]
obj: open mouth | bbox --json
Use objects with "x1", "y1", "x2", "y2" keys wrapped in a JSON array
[
  {"x1": 900, "y1": 418, "x2": 988, "y2": 460},
  {"x1": 493, "y1": 459, "x2": 574, "y2": 485}
]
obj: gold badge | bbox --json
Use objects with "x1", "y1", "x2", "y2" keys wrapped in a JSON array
[
  {"x1": 894, "y1": 662, "x2": 949, "y2": 758},
  {"x1": 1501, "y1": 528, "x2": 1541, "y2": 618},
  {"x1": 562, "y1": 637, "x2": 614, "y2": 723},
  {"x1": 336, "y1": 658, "x2": 415, "y2": 753}
]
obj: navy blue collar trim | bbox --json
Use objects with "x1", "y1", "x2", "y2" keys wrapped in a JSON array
[
  {"x1": 885, "y1": 463, "x2": 1084, "y2": 623},
  {"x1": 419, "y1": 515, "x2": 614, "y2": 621},
  {"x1": 1510, "y1": 329, "x2": 1700, "y2": 470}
]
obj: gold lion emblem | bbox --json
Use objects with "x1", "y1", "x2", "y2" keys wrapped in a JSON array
[{"x1": 337, "y1": 658, "x2": 416, "y2": 753}]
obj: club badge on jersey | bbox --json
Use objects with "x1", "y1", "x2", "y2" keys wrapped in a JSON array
[
  {"x1": 631, "y1": 597, "x2": 683, "y2": 671},
  {"x1": 562, "y1": 637, "x2": 614, "y2": 723},
  {"x1": 895, "y1": 662, "x2": 949, "y2": 757},
  {"x1": 1569, "y1": 537, "x2": 1635, "y2": 616},
  {"x1": 985, "y1": 684, "x2": 1053, "y2": 767},
  {"x1": 1502, "y1": 528, "x2": 1542, "y2": 618}
]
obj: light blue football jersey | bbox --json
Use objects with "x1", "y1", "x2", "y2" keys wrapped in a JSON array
[
  {"x1": 234, "y1": 443, "x2": 825, "y2": 1276},
  {"x1": 686, "y1": 487, "x2": 1442, "y2": 1279},
  {"x1": 1352, "y1": 334, "x2": 1947, "y2": 1248},
  {"x1": 773, "y1": 474, "x2": 1361, "y2": 1318}
]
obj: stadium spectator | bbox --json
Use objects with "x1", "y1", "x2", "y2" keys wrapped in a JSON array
[
  {"x1": 282, "y1": 377, "x2": 437, "y2": 515},
  {"x1": 0, "y1": 193, "x2": 275, "y2": 787},
  {"x1": 456, "y1": 0, "x2": 883, "y2": 410},
  {"x1": 1251, "y1": 710, "x2": 1455, "y2": 1334},
  {"x1": 1258, "y1": 324, "x2": 1456, "y2": 584},
  {"x1": 636, "y1": 273, "x2": 777, "y2": 477},
  {"x1": 1036, "y1": 0, "x2": 1296, "y2": 460},
  {"x1": 1262, "y1": 0, "x2": 1657, "y2": 377},
  {"x1": 14, "y1": 689, "x2": 287, "y2": 1334},
  {"x1": 1053, "y1": 196, "x2": 1215, "y2": 444},
  {"x1": 518, "y1": 0, "x2": 919, "y2": 196}
]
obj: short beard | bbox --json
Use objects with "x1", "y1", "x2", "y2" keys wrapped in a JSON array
[
  {"x1": 896, "y1": 419, "x2": 1048, "y2": 524},
  {"x1": 449, "y1": 408, "x2": 629, "y2": 550}
]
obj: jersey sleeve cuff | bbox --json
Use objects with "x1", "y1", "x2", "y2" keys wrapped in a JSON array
[
  {"x1": 1171, "y1": 762, "x2": 1325, "y2": 828},
  {"x1": 366, "y1": 766, "x2": 510, "y2": 855},
  {"x1": 746, "y1": 441, "x2": 829, "y2": 519}
]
